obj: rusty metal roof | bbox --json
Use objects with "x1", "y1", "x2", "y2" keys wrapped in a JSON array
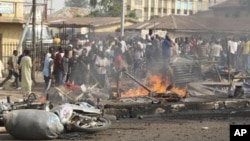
[
  {"x1": 48, "y1": 17, "x2": 139, "y2": 28},
  {"x1": 49, "y1": 7, "x2": 90, "y2": 18},
  {"x1": 125, "y1": 15, "x2": 250, "y2": 34}
]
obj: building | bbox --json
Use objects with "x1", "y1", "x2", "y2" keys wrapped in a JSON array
[
  {"x1": 125, "y1": 0, "x2": 225, "y2": 21},
  {"x1": 0, "y1": 0, "x2": 25, "y2": 63},
  {"x1": 48, "y1": 17, "x2": 139, "y2": 41},
  {"x1": 205, "y1": 0, "x2": 250, "y2": 18},
  {"x1": 125, "y1": 0, "x2": 250, "y2": 39}
]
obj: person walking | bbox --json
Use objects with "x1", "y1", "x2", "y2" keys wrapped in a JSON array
[
  {"x1": 20, "y1": 50, "x2": 32, "y2": 97},
  {"x1": 62, "y1": 50, "x2": 70, "y2": 83},
  {"x1": 95, "y1": 50, "x2": 109, "y2": 89},
  {"x1": 0, "y1": 50, "x2": 20, "y2": 90},
  {"x1": 69, "y1": 51, "x2": 78, "y2": 84},
  {"x1": 211, "y1": 40, "x2": 223, "y2": 62},
  {"x1": 77, "y1": 48, "x2": 89, "y2": 85},
  {"x1": 43, "y1": 49, "x2": 54, "y2": 93},
  {"x1": 113, "y1": 47, "x2": 123, "y2": 97}
]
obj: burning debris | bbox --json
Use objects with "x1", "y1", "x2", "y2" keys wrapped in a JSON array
[{"x1": 111, "y1": 71, "x2": 187, "y2": 103}]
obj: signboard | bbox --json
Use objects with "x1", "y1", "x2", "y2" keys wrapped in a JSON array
[{"x1": 0, "y1": 2, "x2": 14, "y2": 14}]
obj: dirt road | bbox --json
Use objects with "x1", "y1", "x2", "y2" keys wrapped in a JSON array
[{"x1": 1, "y1": 114, "x2": 249, "y2": 141}]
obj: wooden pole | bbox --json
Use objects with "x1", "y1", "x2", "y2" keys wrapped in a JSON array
[{"x1": 32, "y1": 0, "x2": 37, "y2": 84}]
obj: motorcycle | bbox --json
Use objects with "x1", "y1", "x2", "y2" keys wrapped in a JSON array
[{"x1": 50, "y1": 102, "x2": 111, "y2": 132}]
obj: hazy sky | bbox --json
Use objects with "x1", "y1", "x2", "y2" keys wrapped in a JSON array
[
  {"x1": 48, "y1": 0, "x2": 65, "y2": 13},
  {"x1": 25, "y1": 0, "x2": 65, "y2": 14}
]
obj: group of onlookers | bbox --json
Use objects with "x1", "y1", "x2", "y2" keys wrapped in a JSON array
[
  {"x1": 0, "y1": 49, "x2": 32, "y2": 98},
  {"x1": 175, "y1": 35, "x2": 250, "y2": 71},
  {"x1": 43, "y1": 37, "x2": 126, "y2": 93},
  {"x1": 1, "y1": 33, "x2": 250, "y2": 98}
]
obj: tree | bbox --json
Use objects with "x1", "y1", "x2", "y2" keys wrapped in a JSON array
[
  {"x1": 88, "y1": 0, "x2": 122, "y2": 17},
  {"x1": 65, "y1": 0, "x2": 89, "y2": 8},
  {"x1": 150, "y1": 15, "x2": 160, "y2": 20},
  {"x1": 126, "y1": 9, "x2": 137, "y2": 19},
  {"x1": 90, "y1": 0, "x2": 98, "y2": 8}
]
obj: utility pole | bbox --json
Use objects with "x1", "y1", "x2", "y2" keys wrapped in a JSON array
[
  {"x1": 32, "y1": 0, "x2": 37, "y2": 84},
  {"x1": 120, "y1": 0, "x2": 125, "y2": 37}
]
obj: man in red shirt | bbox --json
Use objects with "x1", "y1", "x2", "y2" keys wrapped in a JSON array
[
  {"x1": 54, "y1": 47, "x2": 64, "y2": 86},
  {"x1": 113, "y1": 47, "x2": 123, "y2": 97}
]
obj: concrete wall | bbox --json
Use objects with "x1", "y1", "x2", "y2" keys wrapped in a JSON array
[
  {"x1": 0, "y1": 0, "x2": 24, "y2": 18},
  {"x1": 0, "y1": 23, "x2": 22, "y2": 66},
  {"x1": 0, "y1": 0, "x2": 24, "y2": 64}
]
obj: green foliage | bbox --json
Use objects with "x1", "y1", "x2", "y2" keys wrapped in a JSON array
[
  {"x1": 150, "y1": 15, "x2": 160, "y2": 20},
  {"x1": 65, "y1": 0, "x2": 89, "y2": 8},
  {"x1": 74, "y1": 14, "x2": 82, "y2": 17},
  {"x1": 90, "y1": 0, "x2": 98, "y2": 8},
  {"x1": 126, "y1": 9, "x2": 137, "y2": 19},
  {"x1": 88, "y1": 0, "x2": 122, "y2": 17}
]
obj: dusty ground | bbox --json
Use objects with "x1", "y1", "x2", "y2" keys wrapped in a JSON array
[{"x1": 0, "y1": 117, "x2": 248, "y2": 141}]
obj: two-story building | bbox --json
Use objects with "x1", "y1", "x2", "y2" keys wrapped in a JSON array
[
  {"x1": 0, "y1": 0, "x2": 25, "y2": 62},
  {"x1": 125, "y1": 0, "x2": 226, "y2": 21}
]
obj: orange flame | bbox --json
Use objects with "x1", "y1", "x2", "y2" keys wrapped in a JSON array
[{"x1": 120, "y1": 75, "x2": 187, "y2": 98}]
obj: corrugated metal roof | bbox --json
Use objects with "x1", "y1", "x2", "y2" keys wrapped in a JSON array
[
  {"x1": 125, "y1": 15, "x2": 250, "y2": 33},
  {"x1": 48, "y1": 17, "x2": 139, "y2": 28},
  {"x1": 210, "y1": 0, "x2": 248, "y2": 9}
]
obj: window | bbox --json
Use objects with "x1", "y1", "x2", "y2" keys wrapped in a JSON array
[
  {"x1": 208, "y1": 0, "x2": 212, "y2": 6},
  {"x1": 144, "y1": 7, "x2": 148, "y2": 12},
  {"x1": 135, "y1": 0, "x2": 142, "y2": 5},
  {"x1": 151, "y1": 0, "x2": 155, "y2": 7},
  {"x1": 198, "y1": 0, "x2": 202, "y2": 10},
  {"x1": 158, "y1": 8, "x2": 162, "y2": 13},
  {"x1": 151, "y1": 8, "x2": 154, "y2": 13},
  {"x1": 189, "y1": 0, "x2": 193, "y2": 10},
  {"x1": 171, "y1": 0, "x2": 175, "y2": 8},
  {"x1": 171, "y1": 9, "x2": 175, "y2": 14},
  {"x1": 176, "y1": 0, "x2": 181, "y2": 9},
  {"x1": 177, "y1": 9, "x2": 180, "y2": 14},
  {"x1": 184, "y1": 10, "x2": 188, "y2": 14},
  {"x1": 136, "y1": 9, "x2": 142, "y2": 18},
  {"x1": 184, "y1": 0, "x2": 188, "y2": 10},
  {"x1": 127, "y1": 5, "x2": 131, "y2": 11},
  {"x1": 163, "y1": 8, "x2": 167, "y2": 13},
  {"x1": 189, "y1": 10, "x2": 193, "y2": 15}
]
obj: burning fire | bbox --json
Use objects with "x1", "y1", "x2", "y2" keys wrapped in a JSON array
[{"x1": 120, "y1": 75, "x2": 187, "y2": 98}]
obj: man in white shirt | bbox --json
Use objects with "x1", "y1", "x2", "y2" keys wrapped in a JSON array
[
  {"x1": 120, "y1": 37, "x2": 127, "y2": 54},
  {"x1": 228, "y1": 38, "x2": 238, "y2": 67},
  {"x1": 211, "y1": 41, "x2": 223, "y2": 62},
  {"x1": 95, "y1": 51, "x2": 110, "y2": 89}
]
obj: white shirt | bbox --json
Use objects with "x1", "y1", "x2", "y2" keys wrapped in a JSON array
[
  {"x1": 120, "y1": 40, "x2": 127, "y2": 53},
  {"x1": 211, "y1": 44, "x2": 223, "y2": 57},
  {"x1": 95, "y1": 56, "x2": 109, "y2": 74},
  {"x1": 228, "y1": 40, "x2": 238, "y2": 54}
]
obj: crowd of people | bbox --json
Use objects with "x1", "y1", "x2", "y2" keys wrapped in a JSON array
[
  {"x1": 1, "y1": 32, "x2": 250, "y2": 98},
  {"x1": 0, "y1": 49, "x2": 33, "y2": 98},
  {"x1": 47, "y1": 33, "x2": 250, "y2": 89}
]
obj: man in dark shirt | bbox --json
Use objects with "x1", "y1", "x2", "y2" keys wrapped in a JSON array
[{"x1": 17, "y1": 50, "x2": 27, "y2": 82}]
